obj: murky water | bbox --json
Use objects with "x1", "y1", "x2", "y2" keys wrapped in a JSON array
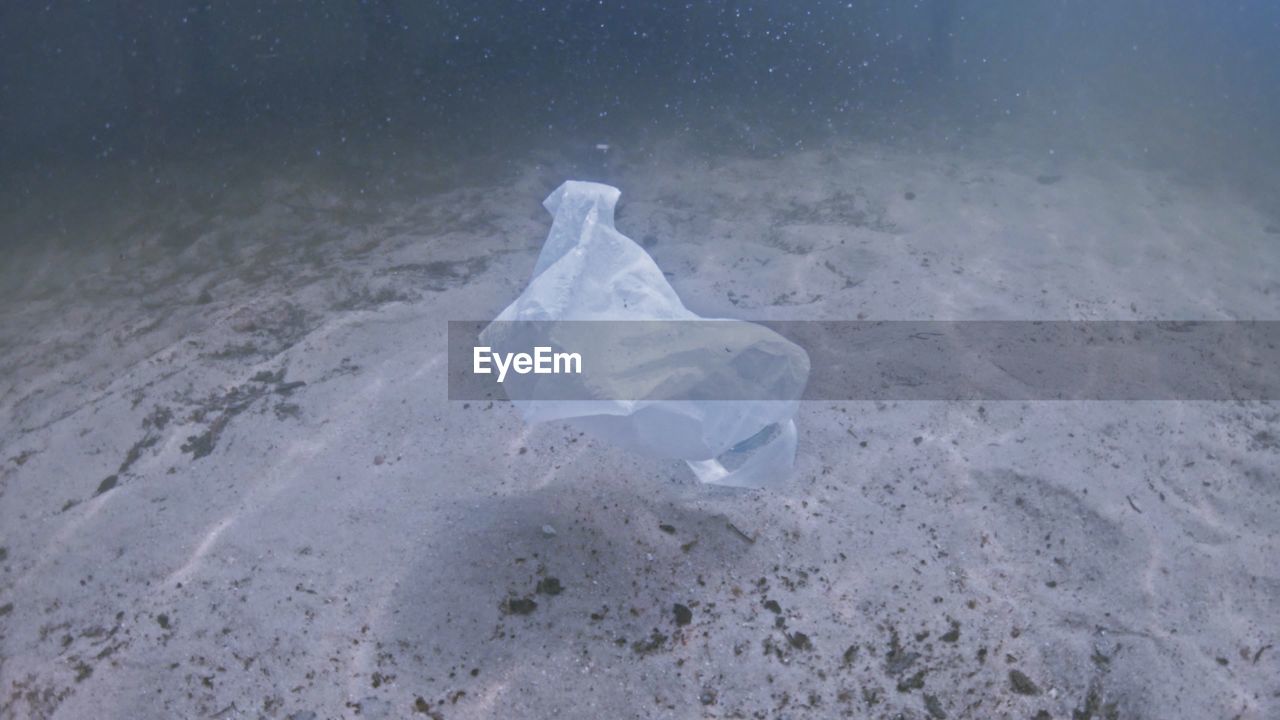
[{"x1": 2, "y1": 3, "x2": 1278, "y2": 719}]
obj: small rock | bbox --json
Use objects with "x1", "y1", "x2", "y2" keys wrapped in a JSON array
[
  {"x1": 843, "y1": 644, "x2": 859, "y2": 664},
  {"x1": 632, "y1": 629, "x2": 668, "y2": 655},
  {"x1": 251, "y1": 369, "x2": 284, "y2": 383},
  {"x1": 674, "y1": 603, "x2": 693, "y2": 626},
  {"x1": 536, "y1": 577, "x2": 562, "y2": 596},
  {"x1": 96, "y1": 475, "x2": 118, "y2": 496},
  {"x1": 541, "y1": 524, "x2": 556, "y2": 537},
  {"x1": 412, "y1": 697, "x2": 442, "y2": 718},
  {"x1": 924, "y1": 693, "x2": 947, "y2": 719},
  {"x1": 896, "y1": 669, "x2": 925, "y2": 692},
  {"x1": 788, "y1": 632, "x2": 812, "y2": 651},
  {"x1": 504, "y1": 597, "x2": 537, "y2": 615},
  {"x1": 1009, "y1": 669, "x2": 1042, "y2": 696},
  {"x1": 700, "y1": 688, "x2": 717, "y2": 705}
]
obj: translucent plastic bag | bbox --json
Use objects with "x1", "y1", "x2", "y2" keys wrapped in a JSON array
[{"x1": 482, "y1": 181, "x2": 809, "y2": 488}]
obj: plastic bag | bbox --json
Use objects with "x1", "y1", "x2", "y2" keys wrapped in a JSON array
[{"x1": 482, "y1": 181, "x2": 809, "y2": 488}]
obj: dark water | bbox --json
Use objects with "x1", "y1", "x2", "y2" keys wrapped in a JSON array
[
  {"x1": 3, "y1": 1, "x2": 1278, "y2": 203},
  {"x1": 4, "y1": 7, "x2": 1280, "y2": 719}
]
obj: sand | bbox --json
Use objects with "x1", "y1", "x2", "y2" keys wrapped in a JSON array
[{"x1": 1, "y1": 136, "x2": 1278, "y2": 719}]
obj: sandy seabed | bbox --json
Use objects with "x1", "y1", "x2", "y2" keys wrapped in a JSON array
[{"x1": 1, "y1": 135, "x2": 1278, "y2": 719}]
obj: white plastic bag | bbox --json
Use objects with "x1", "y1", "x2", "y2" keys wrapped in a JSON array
[{"x1": 482, "y1": 181, "x2": 809, "y2": 488}]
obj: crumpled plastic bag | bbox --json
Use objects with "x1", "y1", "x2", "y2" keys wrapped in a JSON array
[{"x1": 482, "y1": 180, "x2": 809, "y2": 488}]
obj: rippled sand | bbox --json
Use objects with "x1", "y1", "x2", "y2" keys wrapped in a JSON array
[{"x1": 2, "y1": 136, "x2": 1277, "y2": 719}]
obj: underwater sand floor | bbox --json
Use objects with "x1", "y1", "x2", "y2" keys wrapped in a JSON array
[{"x1": 1, "y1": 139, "x2": 1278, "y2": 719}]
